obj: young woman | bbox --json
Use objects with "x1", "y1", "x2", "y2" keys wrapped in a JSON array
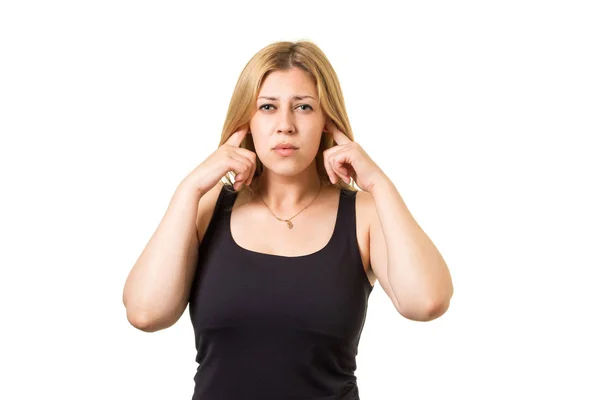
[{"x1": 123, "y1": 40, "x2": 453, "y2": 399}]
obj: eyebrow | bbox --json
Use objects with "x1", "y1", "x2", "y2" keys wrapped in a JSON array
[{"x1": 257, "y1": 95, "x2": 316, "y2": 101}]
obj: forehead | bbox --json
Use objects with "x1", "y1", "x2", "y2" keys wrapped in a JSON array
[{"x1": 258, "y1": 68, "x2": 317, "y2": 97}]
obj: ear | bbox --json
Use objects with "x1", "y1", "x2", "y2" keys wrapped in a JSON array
[{"x1": 322, "y1": 117, "x2": 332, "y2": 134}]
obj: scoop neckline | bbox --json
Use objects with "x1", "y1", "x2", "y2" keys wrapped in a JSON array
[{"x1": 227, "y1": 188, "x2": 344, "y2": 260}]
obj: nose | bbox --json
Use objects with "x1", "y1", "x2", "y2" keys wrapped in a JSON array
[{"x1": 276, "y1": 108, "x2": 296, "y2": 134}]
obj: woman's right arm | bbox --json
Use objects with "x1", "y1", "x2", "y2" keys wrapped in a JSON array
[
  {"x1": 122, "y1": 181, "x2": 222, "y2": 332},
  {"x1": 122, "y1": 127, "x2": 255, "y2": 332}
]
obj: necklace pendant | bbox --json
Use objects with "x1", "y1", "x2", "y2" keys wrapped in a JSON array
[{"x1": 285, "y1": 220, "x2": 294, "y2": 229}]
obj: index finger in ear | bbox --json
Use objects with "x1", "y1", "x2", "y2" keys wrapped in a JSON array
[
  {"x1": 225, "y1": 126, "x2": 249, "y2": 147},
  {"x1": 325, "y1": 120, "x2": 351, "y2": 145}
]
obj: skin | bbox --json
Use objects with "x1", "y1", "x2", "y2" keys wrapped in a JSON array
[
  {"x1": 229, "y1": 67, "x2": 452, "y2": 319},
  {"x1": 231, "y1": 69, "x2": 453, "y2": 321},
  {"x1": 247, "y1": 67, "x2": 326, "y2": 211},
  {"x1": 224, "y1": 67, "x2": 379, "y2": 290},
  {"x1": 122, "y1": 68, "x2": 451, "y2": 333}
]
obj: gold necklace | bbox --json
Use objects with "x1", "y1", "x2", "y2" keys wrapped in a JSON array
[{"x1": 257, "y1": 179, "x2": 323, "y2": 229}]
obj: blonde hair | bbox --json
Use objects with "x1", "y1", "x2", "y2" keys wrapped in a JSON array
[{"x1": 217, "y1": 40, "x2": 358, "y2": 203}]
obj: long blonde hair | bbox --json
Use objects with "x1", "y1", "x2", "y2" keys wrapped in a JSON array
[{"x1": 217, "y1": 40, "x2": 358, "y2": 203}]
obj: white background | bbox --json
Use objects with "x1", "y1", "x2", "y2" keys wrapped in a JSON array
[{"x1": 1, "y1": 1, "x2": 599, "y2": 399}]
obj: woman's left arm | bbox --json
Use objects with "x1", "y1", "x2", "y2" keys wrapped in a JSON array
[
  {"x1": 369, "y1": 176, "x2": 454, "y2": 321},
  {"x1": 323, "y1": 120, "x2": 453, "y2": 321}
]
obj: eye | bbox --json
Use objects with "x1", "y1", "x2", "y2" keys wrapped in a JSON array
[
  {"x1": 259, "y1": 104, "x2": 275, "y2": 111},
  {"x1": 258, "y1": 104, "x2": 313, "y2": 111}
]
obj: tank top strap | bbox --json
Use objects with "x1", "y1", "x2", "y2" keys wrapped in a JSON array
[
  {"x1": 217, "y1": 183, "x2": 237, "y2": 214},
  {"x1": 334, "y1": 188, "x2": 360, "y2": 247},
  {"x1": 200, "y1": 183, "x2": 236, "y2": 242},
  {"x1": 215, "y1": 185, "x2": 360, "y2": 255}
]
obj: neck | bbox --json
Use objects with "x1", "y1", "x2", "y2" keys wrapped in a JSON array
[{"x1": 256, "y1": 164, "x2": 323, "y2": 213}]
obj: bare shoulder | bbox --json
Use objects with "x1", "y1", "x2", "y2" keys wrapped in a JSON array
[{"x1": 195, "y1": 181, "x2": 226, "y2": 245}]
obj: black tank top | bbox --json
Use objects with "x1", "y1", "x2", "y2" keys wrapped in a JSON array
[{"x1": 188, "y1": 184, "x2": 374, "y2": 399}]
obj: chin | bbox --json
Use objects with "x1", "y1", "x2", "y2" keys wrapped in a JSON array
[
  {"x1": 263, "y1": 164, "x2": 302, "y2": 177},
  {"x1": 262, "y1": 159, "x2": 312, "y2": 177}
]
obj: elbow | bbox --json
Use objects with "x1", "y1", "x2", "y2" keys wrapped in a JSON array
[
  {"x1": 126, "y1": 309, "x2": 163, "y2": 332},
  {"x1": 424, "y1": 296, "x2": 451, "y2": 320},
  {"x1": 125, "y1": 301, "x2": 186, "y2": 332},
  {"x1": 399, "y1": 294, "x2": 452, "y2": 322},
  {"x1": 421, "y1": 279, "x2": 454, "y2": 320},
  {"x1": 424, "y1": 285, "x2": 453, "y2": 320}
]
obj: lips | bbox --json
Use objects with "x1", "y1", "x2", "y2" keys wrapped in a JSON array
[{"x1": 274, "y1": 144, "x2": 298, "y2": 150}]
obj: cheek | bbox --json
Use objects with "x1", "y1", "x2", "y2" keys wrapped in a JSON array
[
  {"x1": 250, "y1": 113, "x2": 269, "y2": 127},
  {"x1": 311, "y1": 133, "x2": 324, "y2": 150},
  {"x1": 248, "y1": 116, "x2": 260, "y2": 134},
  {"x1": 250, "y1": 134, "x2": 269, "y2": 156}
]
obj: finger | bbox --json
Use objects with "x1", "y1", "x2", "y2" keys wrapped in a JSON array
[
  {"x1": 234, "y1": 147, "x2": 257, "y2": 160},
  {"x1": 325, "y1": 120, "x2": 351, "y2": 145},
  {"x1": 327, "y1": 145, "x2": 349, "y2": 175},
  {"x1": 229, "y1": 154, "x2": 252, "y2": 178},
  {"x1": 228, "y1": 154, "x2": 253, "y2": 185},
  {"x1": 328, "y1": 155, "x2": 346, "y2": 184},
  {"x1": 233, "y1": 148, "x2": 257, "y2": 185},
  {"x1": 330, "y1": 153, "x2": 351, "y2": 183},
  {"x1": 225, "y1": 126, "x2": 249, "y2": 148},
  {"x1": 333, "y1": 157, "x2": 350, "y2": 176}
]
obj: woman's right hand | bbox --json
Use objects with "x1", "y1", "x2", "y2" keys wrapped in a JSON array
[{"x1": 182, "y1": 126, "x2": 256, "y2": 195}]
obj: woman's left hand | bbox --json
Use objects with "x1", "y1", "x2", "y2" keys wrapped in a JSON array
[{"x1": 323, "y1": 119, "x2": 388, "y2": 193}]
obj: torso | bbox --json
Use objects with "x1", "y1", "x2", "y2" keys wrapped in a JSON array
[
  {"x1": 189, "y1": 184, "x2": 374, "y2": 399},
  {"x1": 229, "y1": 186, "x2": 377, "y2": 287}
]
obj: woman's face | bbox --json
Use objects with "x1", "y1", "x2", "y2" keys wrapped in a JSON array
[{"x1": 249, "y1": 67, "x2": 326, "y2": 177}]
